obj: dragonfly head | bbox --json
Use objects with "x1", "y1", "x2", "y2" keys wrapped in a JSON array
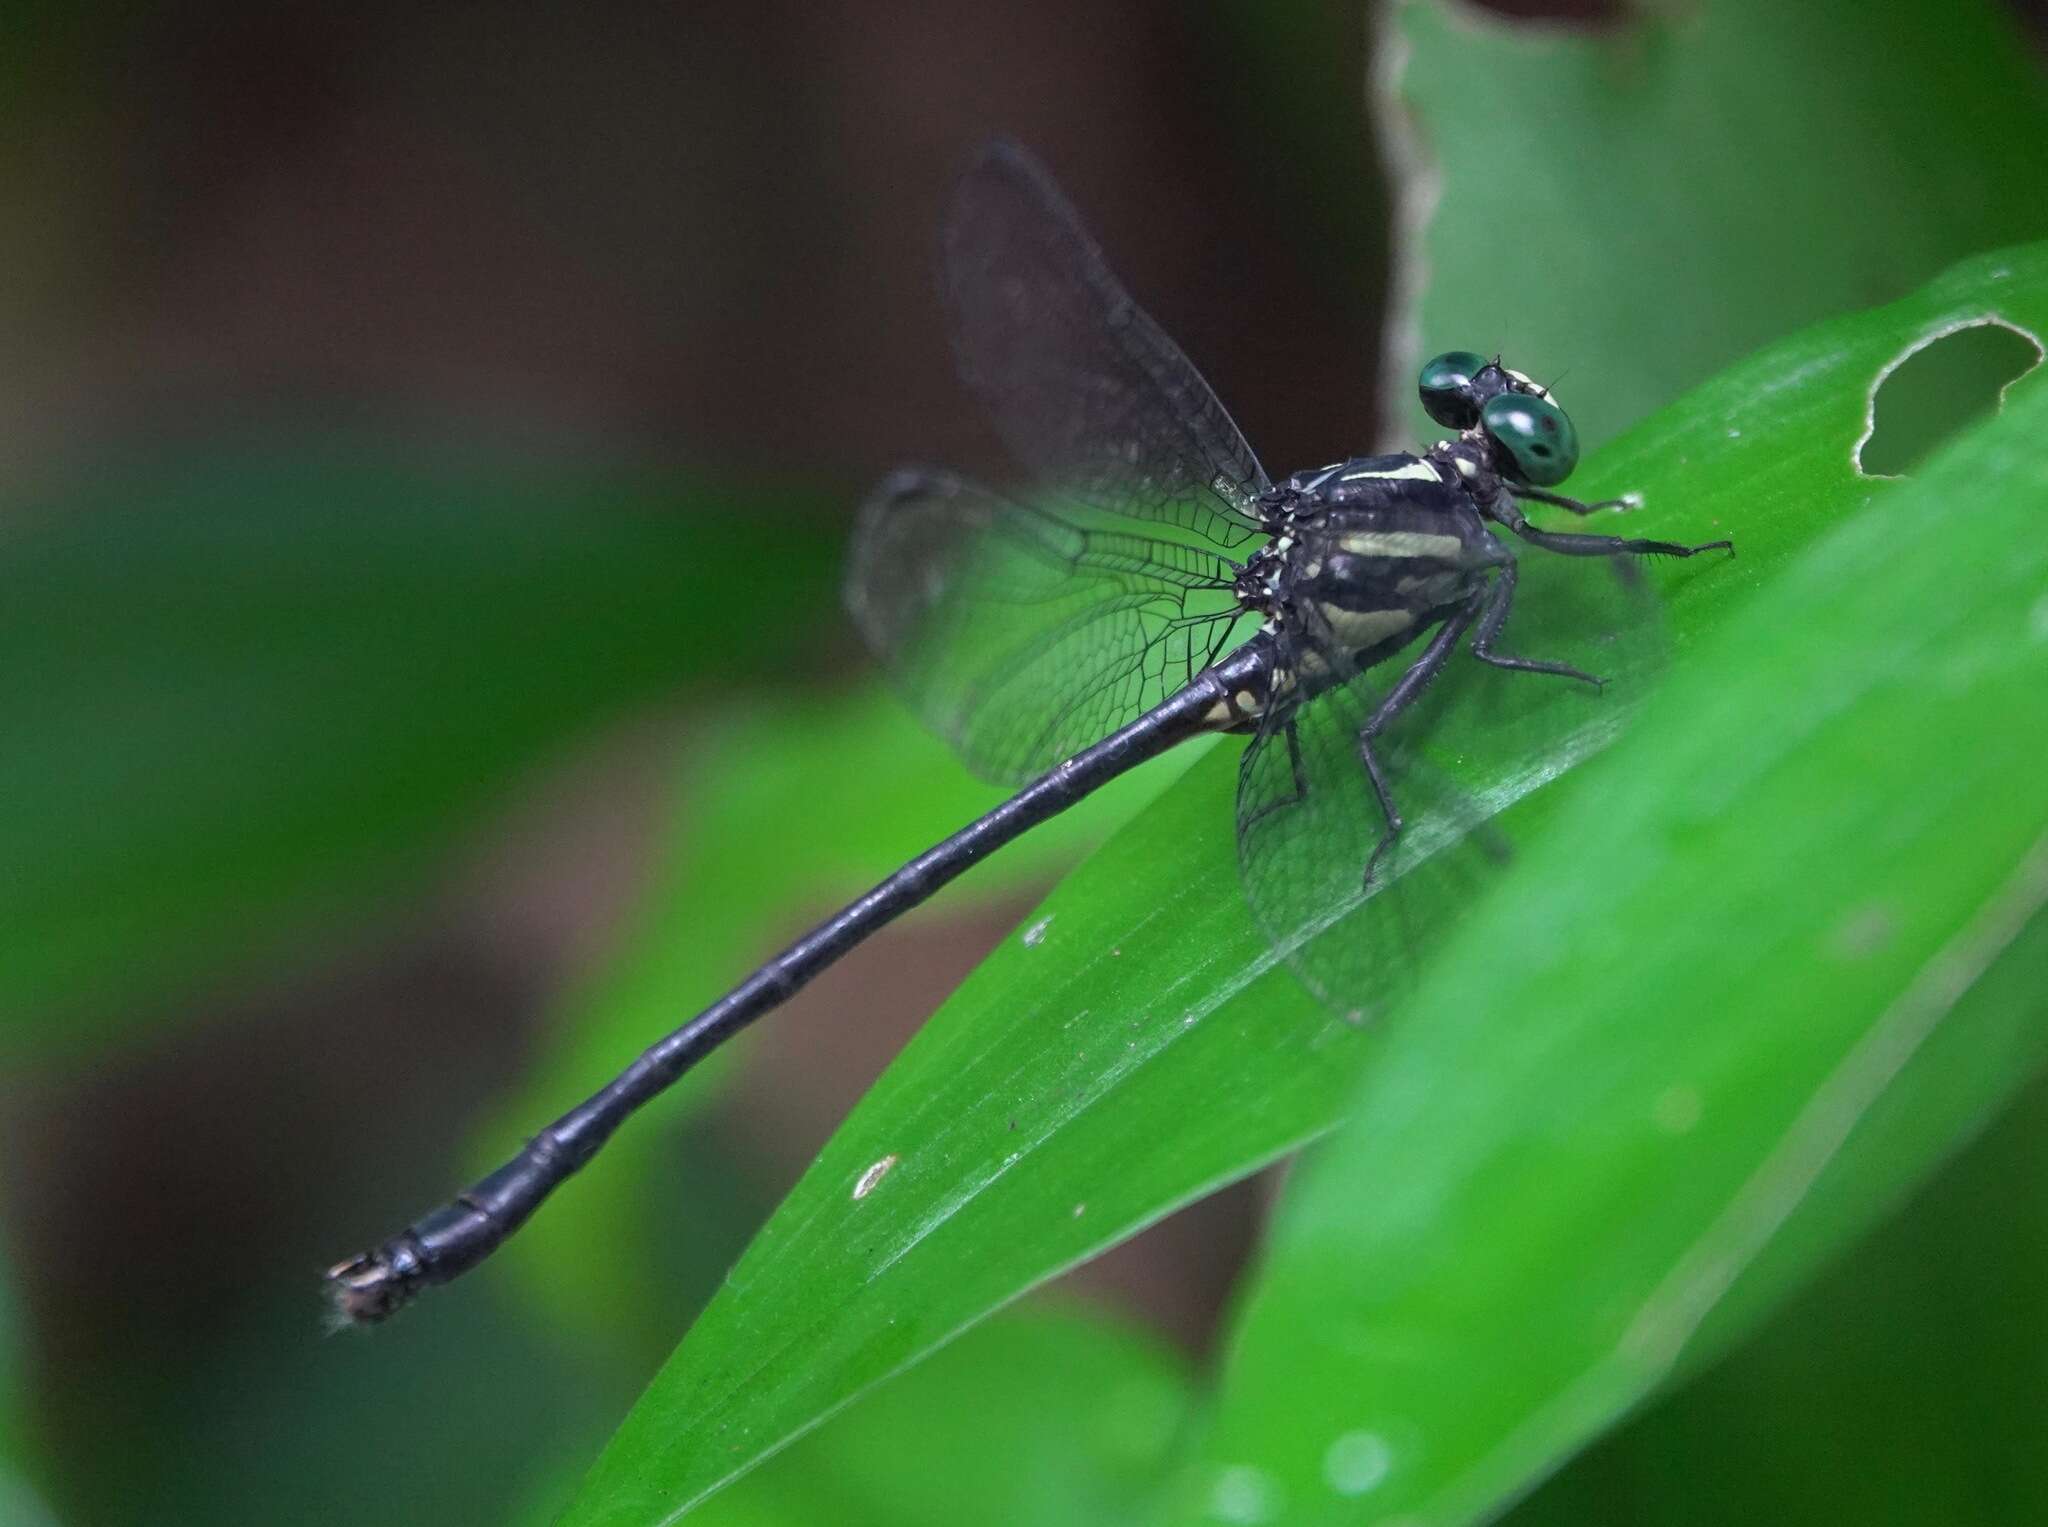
[{"x1": 1417, "y1": 350, "x2": 1579, "y2": 488}]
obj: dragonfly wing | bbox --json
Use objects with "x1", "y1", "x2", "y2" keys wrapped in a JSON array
[
  {"x1": 1234, "y1": 664, "x2": 1495, "y2": 1023},
  {"x1": 848, "y1": 468, "x2": 1255, "y2": 784},
  {"x1": 943, "y1": 140, "x2": 1268, "y2": 551},
  {"x1": 1235, "y1": 539, "x2": 1672, "y2": 1020}
]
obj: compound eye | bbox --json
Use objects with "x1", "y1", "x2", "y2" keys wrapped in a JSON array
[
  {"x1": 1417, "y1": 349, "x2": 1490, "y2": 428},
  {"x1": 1481, "y1": 391, "x2": 1579, "y2": 486}
]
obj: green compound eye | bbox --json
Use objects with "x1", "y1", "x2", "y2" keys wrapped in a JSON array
[
  {"x1": 1417, "y1": 350, "x2": 1491, "y2": 428},
  {"x1": 1481, "y1": 391, "x2": 1578, "y2": 486}
]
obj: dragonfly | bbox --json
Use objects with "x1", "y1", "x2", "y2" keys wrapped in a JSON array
[{"x1": 328, "y1": 140, "x2": 1730, "y2": 1324}]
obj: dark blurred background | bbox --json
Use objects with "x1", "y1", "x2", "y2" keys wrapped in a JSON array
[
  {"x1": 2, "y1": 3, "x2": 2042, "y2": 1524},
  {"x1": 3, "y1": 5, "x2": 1388, "y2": 1523}
]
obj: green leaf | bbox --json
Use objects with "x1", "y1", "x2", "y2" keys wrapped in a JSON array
[
  {"x1": 553, "y1": 729, "x2": 1315, "y2": 1526},
  {"x1": 513, "y1": 1305, "x2": 1188, "y2": 1527},
  {"x1": 0, "y1": 1237, "x2": 57, "y2": 1527},
  {"x1": 0, "y1": 444, "x2": 835, "y2": 1053},
  {"x1": 556, "y1": 236, "x2": 2048, "y2": 1527},
  {"x1": 1383, "y1": 0, "x2": 2048, "y2": 448},
  {"x1": 1176, "y1": 263, "x2": 2048, "y2": 1521},
  {"x1": 678, "y1": 1305, "x2": 1191, "y2": 1527},
  {"x1": 1507, "y1": 1068, "x2": 2048, "y2": 1526}
]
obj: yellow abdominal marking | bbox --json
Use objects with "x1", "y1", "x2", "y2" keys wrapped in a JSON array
[
  {"x1": 1202, "y1": 687, "x2": 1265, "y2": 727},
  {"x1": 1201, "y1": 668, "x2": 1302, "y2": 727}
]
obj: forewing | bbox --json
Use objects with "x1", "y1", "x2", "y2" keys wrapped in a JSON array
[
  {"x1": 943, "y1": 140, "x2": 1268, "y2": 550},
  {"x1": 847, "y1": 469, "x2": 1252, "y2": 784}
]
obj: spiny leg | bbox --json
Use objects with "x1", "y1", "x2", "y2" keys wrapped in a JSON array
[
  {"x1": 1515, "y1": 524, "x2": 1733, "y2": 559},
  {"x1": 1284, "y1": 718, "x2": 1308, "y2": 807},
  {"x1": 1356, "y1": 593, "x2": 1483, "y2": 890},
  {"x1": 1488, "y1": 491, "x2": 1732, "y2": 559},
  {"x1": 1468, "y1": 560, "x2": 1605, "y2": 689},
  {"x1": 1238, "y1": 717, "x2": 1310, "y2": 834},
  {"x1": 1509, "y1": 483, "x2": 1635, "y2": 516}
]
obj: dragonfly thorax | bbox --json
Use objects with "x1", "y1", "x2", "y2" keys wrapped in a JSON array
[{"x1": 1235, "y1": 448, "x2": 1510, "y2": 682}]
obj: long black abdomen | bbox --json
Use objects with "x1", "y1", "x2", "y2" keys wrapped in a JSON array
[{"x1": 326, "y1": 635, "x2": 1281, "y2": 1323}]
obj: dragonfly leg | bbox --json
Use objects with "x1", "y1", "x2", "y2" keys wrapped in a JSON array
[
  {"x1": 1468, "y1": 561, "x2": 1605, "y2": 690},
  {"x1": 1488, "y1": 489, "x2": 1732, "y2": 559},
  {"x1": 1237, "y1": 718, "x2": 1309, "y2": 834},
  {"x1": 1283, "y1": 719, "x2": 1309, "y2": 807},
  {"x1": 1509, "y1": 483, "x2": 1635, "y2": 516},
  {"x1": 1356, "y1": 594, "x2": 1483, "y2": 889}
]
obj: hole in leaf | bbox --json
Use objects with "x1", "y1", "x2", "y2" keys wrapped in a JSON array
[{"x1": 1858, "y1": 320, "x2": 2042, "y2": 477}]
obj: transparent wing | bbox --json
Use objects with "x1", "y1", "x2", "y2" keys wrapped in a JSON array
[
  {"x1": 1236, "y1": 548, "x2": 1669, "y2": 1020},
  {"x1": 943, "y1": 139, "x2": 1268, "y2": 551},
  {"x1": 848, "y1": 468, "x2": 1255, "y2": 784},
  {"x1": 1236, "y1": 667, "x2": 1497, "y2": 1023}
]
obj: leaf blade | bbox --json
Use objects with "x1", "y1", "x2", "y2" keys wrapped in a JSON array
[{"x1": 1179, "y1": 262, "x2": 2048, "y2": 1525}]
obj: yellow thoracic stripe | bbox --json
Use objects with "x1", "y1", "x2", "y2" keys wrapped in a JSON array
[
  {"x1": 1336, "y1": 531, "x2": 1465, "y2": 560},
  {"x1": 1318, "y1": 606, "x2": 1415, "y2": 649},
  {"x1": 1338, "y1": 460, "x2": 1439, "y2": 483}
]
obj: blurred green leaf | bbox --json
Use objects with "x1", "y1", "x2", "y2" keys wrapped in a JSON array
[
  {"x1": 0, "y1": 1455, "x2": 54, "y2": 1523},
  {"x1": 1178, "y1": 271, "x2": 2048, "y2": 1522},
  {"x1": 81, "y1": 1286, "x2": 613, "y2": 1527},
  {"x1": 681, "y1": 1304, "x2": 1191, "y2": 1527},
  {"x1": 0, "y1": 444, "x2": 836, "y2": 1053},
  {"x1": 480, "y1": 688, "x2": 1197, "y2": 1347},
  {"x1": 557, "y1": 227, "x2": 2048, "y2": 1527},
  {"x1": 1383, "y1": 0, "x2": 2048, "y2": 449},
  {"x1": 517, "y1": 1306, "x2": 1188, "y2": 1527},
  {"x1": 1508, "y1": 1065, "x2": 2048, "y2": 1527},
  {"x1": 0, "y1": 1237, "x2": 57, "y2": 1526}
]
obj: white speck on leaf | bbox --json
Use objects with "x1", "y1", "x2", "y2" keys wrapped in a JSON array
[
  {"x1": 1022, "y1": 916, "x2": 1053, "y2": 948},
  {"x1": 853, "y1": 1154, "x2": 899, "y2": 1200}
]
